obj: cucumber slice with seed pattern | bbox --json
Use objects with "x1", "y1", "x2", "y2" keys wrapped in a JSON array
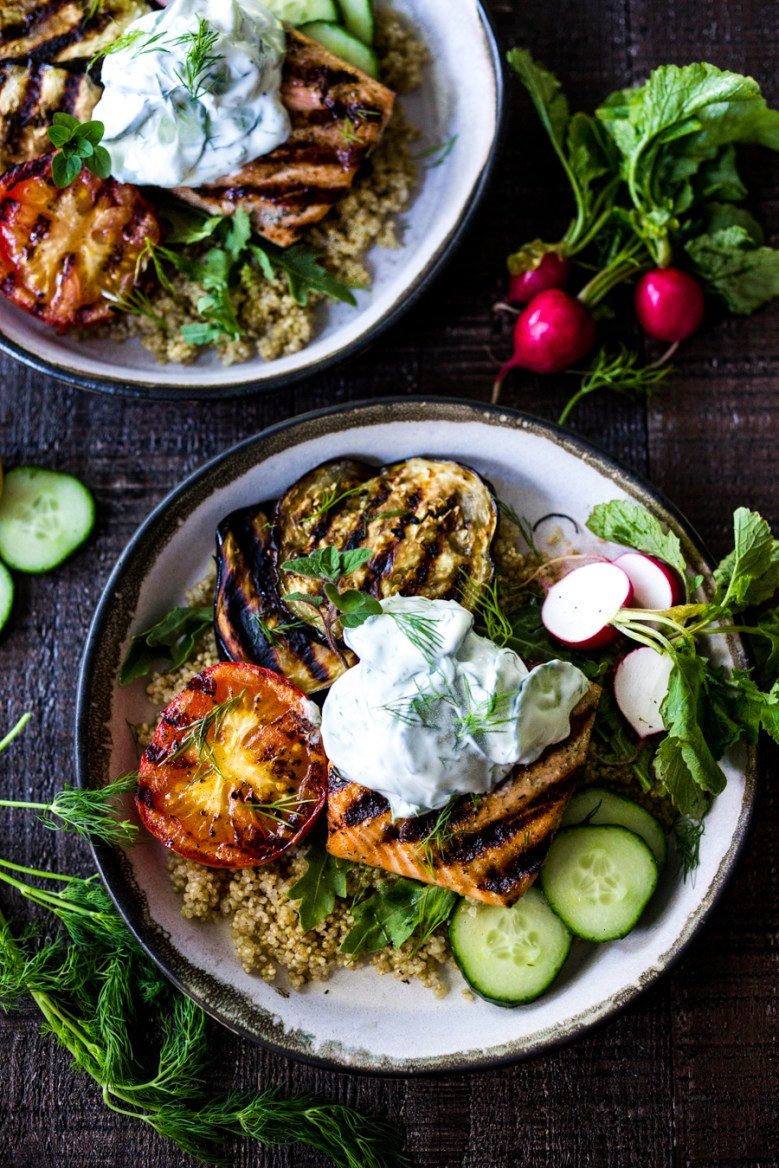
[
  {"x1": 0, "y1": 561, "x2": 13, "y2": 632},
  {"x1": 541, "y1": 825, "x2": 658, "y2": 942},
  {"x1": 562, "y1": 787, "x2": 667, "y2": 869},
  {"x1": 450, "y1": 887, "x2": 572, "y2": 1006},
  {"x1": 0, "y1": 467, "x2": 95, "y2": 574},
  {"x1": 338, "y1": 0, "x2": 375, "y2": 44},
  {"x1": 300, "y1": 21, "x2": 379, "y2": 77}
]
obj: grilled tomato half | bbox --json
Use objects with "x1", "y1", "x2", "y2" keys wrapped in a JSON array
[
  {"x1": 0, "y1": 153, "x2": 160, "y2": 331},
  {"x1": 136, "y1": 662, "x2": 328, "y2": 868}
]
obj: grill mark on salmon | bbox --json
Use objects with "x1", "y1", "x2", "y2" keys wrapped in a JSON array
[
  {"x1": 0, "y1": 60, "x2": 100, "y2": 171},
  {"x1": 327, "y1": 685, "x2": 601, "y2": 906},
  {"x1": 173, "y1": 27, "x2": 395, "y2": 248}
]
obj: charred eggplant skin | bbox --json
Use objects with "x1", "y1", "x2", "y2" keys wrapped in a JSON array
[
  {"x1": 214, "y1": 504, "x2": 354, "y2": 694},
  {"x1": 214, "y1": 456, "x2": 499, "y2": 695}
]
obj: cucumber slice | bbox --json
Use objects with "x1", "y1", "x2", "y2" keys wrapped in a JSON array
[
  {"x1": 0, "y1": 561, "x2": 13, "y2": 633},
  {"x1": 541, "y1": 826, "x2": 659, "y2": 942},
  {"x1": 0, "y1": 467, "x2": 95, "y2": 574},
  {"x1": 338, "y1": 0, "x2": 374, "y2": 44},
  {"x1": 450, "y1": 887, "x2": 572, "y2": 1006},
  {"x1": 262, "y1": 0, "x2": 339, "y2": 24},
  {"x1": 562, "y1": 787, "x2": 667, "y2": 869},
  {"x1": 300, "y1": 21, "x2": 379, "y2": 77}
]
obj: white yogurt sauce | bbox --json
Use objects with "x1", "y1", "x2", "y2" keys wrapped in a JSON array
[
  {"x1": 321, "y1": 595, "x2": 590, "y2": 819},
  {"x1": 93, "y1": 0, "x2": 291, "y2": 187}
]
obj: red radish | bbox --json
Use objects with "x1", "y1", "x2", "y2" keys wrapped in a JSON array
[
  {"x1": 492, "y1": 289, "x2": 597, "y2": 400},
  {"x1": 614, "y1": 646, "x2": 673, "y2": 737},
  {"x1": 613, "y1": 552, "x2": 684, "y2": 610},
  {"x1": 634, "y1": 268, "x2": 705, "y2": 343},
  {"x1": 541, "y1": 561, "x2": 633, "y2": 649},
  {"x1": 508, "y1": 254, "x2": 571, "y2": 305}
]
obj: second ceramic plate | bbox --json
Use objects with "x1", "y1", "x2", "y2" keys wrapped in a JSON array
[
  {"x1": 0, "y1": 1, "x2": 502, "y2": 399},
  {"x1": 76, "y1": 398, "x2": 755, "y2": 1073}
]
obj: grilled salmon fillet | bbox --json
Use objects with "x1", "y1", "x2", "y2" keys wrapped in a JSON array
[
  {"x1": 0, "y1": 61, "x2": 99, "y2": 171},
  {"x1": 0, "y1": 0, "x2": 150, "y2": 65},
  {"x1": 174, "y1": 27, "x2": 396, "y2": 248},
  {"x1": 327, "y1": 684, "x2": 600, "y2": 906}
]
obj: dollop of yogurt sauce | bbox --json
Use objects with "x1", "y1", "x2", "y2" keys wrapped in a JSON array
[
  {"x1": 321, "y1": 595, "x2": 590, "y2": 819},
  {"x1": 92, "y1": 0, "x2": 291, "y2": 187}
]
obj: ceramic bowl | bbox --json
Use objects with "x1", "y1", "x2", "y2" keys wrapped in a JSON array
[
  {"x1": 75, "y1": 398, "x2": 755, "y2": 1073},
  {"x1": 0, "y1": 1, "x2": 503, "y2": 399}
]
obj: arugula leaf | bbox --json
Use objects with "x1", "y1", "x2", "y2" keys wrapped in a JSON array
[
  {"x1": 685, "y1": 225, "x2": 779, "y2": 314},
  {"x1": 586, "y1": 499, "x2": 688, "y2": 581},
  {"x1": 281, "y1": 546, "x2": 372, "y2": 582},
  {"x1": 119, "y1": 606, "x2": 212, "y2": 685},
  {"x1": 713, "y1": 507, "x2": 779, "y2": 607},
  {"x1": 287, "y1": 842, "x2": 350, "y2": 932},
  {"x1": 251, "y1": 243, "x2": 357, "y2": 307},
  {"x1": 340, "y1": 879, "x2": 457, "y2": 955},
  {"x1": 654, "y1": 652, "x2": 727, "y2": 814}
]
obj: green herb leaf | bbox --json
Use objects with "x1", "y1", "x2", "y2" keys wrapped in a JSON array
[
  {"x1": 119, "y1": 606, "x2": 212, "y2": 685},
  {"x1": 586, "y1": 499, "x2": 687, "y2": 581},
  {"x1": 281, "y1": 546, "x2": 372, "y2": 583},
  {"x1": 250, "y1": 242, "x2": 357, "y2": 306},
  {"x1": 47, "y1": 117, "x2": 109, "y2": 188},
  {"x1": 685, "y1": 224, "x2": 779, "y2": 314},
  {"x1": 340, "y1": 878, "x2": 457, "y2": 955},
  {"x1": 654, "y1": 652, "x2": 727, "y2": 814},
  {"x1": 288, "y1": 841, "x2": 350, "y2": 931},
  {"x1": 713, "y1": 507, "x2": 779, "y2": 608}
]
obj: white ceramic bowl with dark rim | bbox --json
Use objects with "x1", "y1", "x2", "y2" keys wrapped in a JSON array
[
  {"x1": 75, "y1": 398, "x2": 755, "y2": 1074},
  {"x1": 0, "y1": 1, "x2": 503, "y2": 401}
]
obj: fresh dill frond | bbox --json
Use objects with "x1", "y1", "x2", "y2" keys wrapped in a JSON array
[
  {"x1": 40, "y1": 774, "x2": 138, "y2": 846},
  {"x1": 104, "y1": 285, "x2": 168, "y2": 328},
  {"x1": 420, "y1": 796, "x2": 460, "y2": 868},
  {"x1": 496, "y1": 499, "x2": 541, "y2": 559},
  {"x1": 463, "y1": 575, "x2": 514, "y2": 647},
  {"x1": 411, "y1": 134, "x2": 458, "y2": 168},
  {"x1": 173, "y1": 18, "x2": 222, "y2": 100},
  {"x1": 673, "y1": 816, "x2": 704, "y2": 881},
  {"x1": 247, "y1": 793, "x2": 317, "y2": 828},
  {"x1": 310, "y1": 483, "x2": 365, "y2": 521},
  {"x1": 89, "y1": 28, "x2": 171, "y2": 69},
  {"x1": 455, "y1": 690, "x2": 518, "y2": 739},
  {"x1": 254, "y1": 615, "x2": 304, "y2": 647},
  {"x1": 388, "y1": 611, "x2": 444, "y2": 664},
  {"x1": 170, "y1": 692, "x2": 244, "y2": 766},
  {"x1": 382, "y1": 686, "x2": 445, "y2": 729},
  {"x1": 559, "y1": 344, "x2": 674, "y2": 425}
]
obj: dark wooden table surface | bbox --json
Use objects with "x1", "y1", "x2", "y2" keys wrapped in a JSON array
[{"x1": 2, "y1": 1, "x2": 778, "y2": 1165}]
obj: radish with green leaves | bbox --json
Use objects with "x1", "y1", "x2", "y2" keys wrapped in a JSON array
[
  {"x1": 612, "y1": 551, "x2": 684, "y2": 609},
  {"x1": 613, "y1": 646, "x2": 673, "y2": 738},
  {"x1": 541, "y1": 560, "x2": 632, "y2": 648}
]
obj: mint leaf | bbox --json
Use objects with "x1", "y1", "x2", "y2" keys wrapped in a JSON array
[
  {"x1": 288, "y1": 842, "x2": 350, "y2": 932},
  {"x1": 281, "y1": 546, "x2": 372, "y2": 583},
  {"x1": 713, "y1": 508, "x2": 779, "y2": 608},
  {"x1": 586, "y1": 500, "x2": 687, "y2": 581},
  {"x1": 119, "y1": 606, "x2": 212, "y2": 685},
  {"x1": 340, "y1": 879, "x2": 456, "y2": 955}
]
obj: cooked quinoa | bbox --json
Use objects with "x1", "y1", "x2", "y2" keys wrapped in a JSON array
[
  {"x1": 140, "y1": 519, "x2": 674, "y2": 997},
  {"x1": 95, "y1": 9, "x2": 427, "y2": 368}
]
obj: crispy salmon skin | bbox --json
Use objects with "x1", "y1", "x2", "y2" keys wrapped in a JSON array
[{"x1": 327, "y1": 684, "x2": 601, "y2": 906}]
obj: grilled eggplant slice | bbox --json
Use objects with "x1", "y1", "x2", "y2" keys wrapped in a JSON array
[
  {"x1": 0, "y1": 0, "x2": 150, "y2": 65},
  {"x1": 215, "y1": 504, "x2": 356, "y2": 694},
  {"x1": 327, "y1": 684, "x2": 601, "y2": 906},
  {"x1": 173, "y1": 27, "x2": 395, "y2": 248},
  {"x1": 214, "y1": 456, "x2": 497, "y2": 694},
  {"x1": 0, "y1": 62, "x2": 100, "y2": 171},
  {"x1": 277, "y1": 456, "x2": 498, "y2": 633}
]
